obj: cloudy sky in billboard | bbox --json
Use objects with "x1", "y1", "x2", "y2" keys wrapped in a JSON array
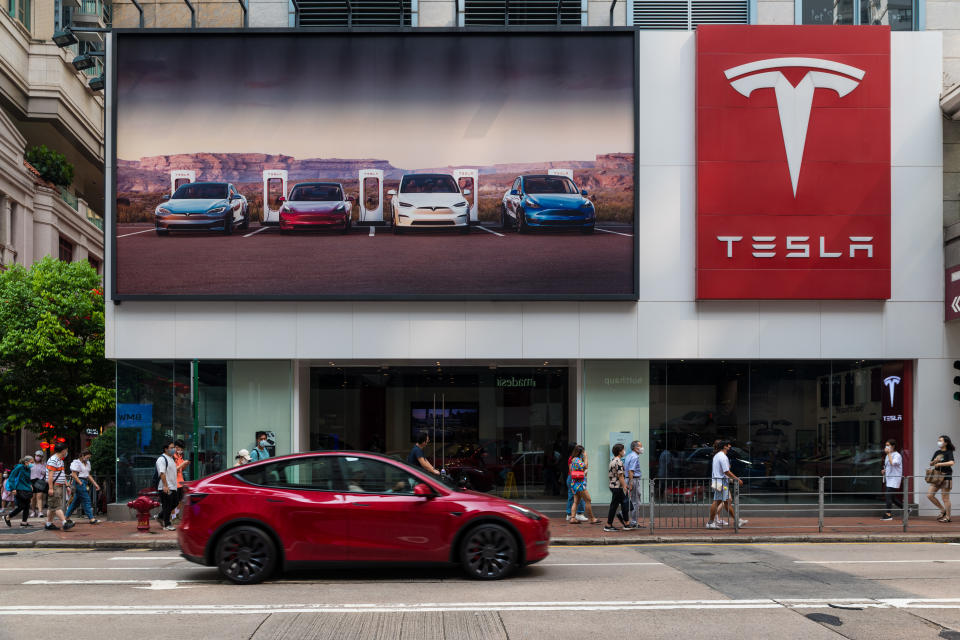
[{"x1": 116, "y1": 34, "x2": 633, "y2": 169}]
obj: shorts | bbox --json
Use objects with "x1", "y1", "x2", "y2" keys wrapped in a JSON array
[
  {"x1": 47, "y1": 486, "x2": 65, "y2": 511},
  {"x1": 932, "y1": 478, "x2": 953, "y2": 492},
  {"x1": 712, "y1": 480, "x2": 730, "y2": 502}
]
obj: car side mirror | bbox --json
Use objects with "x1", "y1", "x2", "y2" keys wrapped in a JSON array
[
  {"x1": 161, "y1": 194, "x2": 170, "y2": 201},
  {"x1": 510, "y1": 189, "x2": 520, "y2": 196},
  {"x1": 413, "y1": 483, "x2": 434, "y2": 498},
  {"x1": 581, "y1": 190, "x2": 589, "y2": 196},
  {"x1": 231, "y1": 194, "x2": 240, "y2": 200},
  {"x1": 387, "y1": 189, "x2": 397, "y2": 196},
  {"x1": 463, "y1": 189, "x2": 471, "y2": 196},
  {"x1": 278, "y1": 196, "x2": 285, "y2": 203}
]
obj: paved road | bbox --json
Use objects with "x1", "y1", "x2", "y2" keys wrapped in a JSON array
[
  {"x1": 113, "y1": 223, "x2": 635, "y2": 297},
  {"x1": 2, "y1": 543, "x2": 960, "y2": 639}
]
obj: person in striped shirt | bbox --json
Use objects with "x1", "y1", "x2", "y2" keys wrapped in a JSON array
[{"x1": 44, "y1": 444, "x2": 74, "y2": 531}]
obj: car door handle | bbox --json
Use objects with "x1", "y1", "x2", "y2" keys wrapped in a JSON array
[
  {"x1": 266, "y1": 498, "x2": 285, "y2": 503},
  {"x1": 351, "y1": 503, "x2": 371, "y2": 507}
]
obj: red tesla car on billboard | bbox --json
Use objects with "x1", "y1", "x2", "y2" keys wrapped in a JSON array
[
  {"x1": 178, "y1": 451, "x2": 550, "y2": 584},
  {"x1": 278, "y1": 182, "x2": 353, "y2": 233}
]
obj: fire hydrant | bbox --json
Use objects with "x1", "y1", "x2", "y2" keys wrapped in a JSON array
[{"x1": 128, "y1": 495, "x2": 160, "y2": 532}]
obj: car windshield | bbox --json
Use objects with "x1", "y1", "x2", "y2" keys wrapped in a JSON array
[
  {"x1": 523, "y1": 176, "x2": 578, "y2": 194},
  {"x1": 171, "y1": 183, "x2": 228, "y2": 200},
  {"x1": 400, "y1": 174, "x2": 459, "y2": 194},
  {"x1": 289, "y1": 184, "x2": 343, "y2": 201}
]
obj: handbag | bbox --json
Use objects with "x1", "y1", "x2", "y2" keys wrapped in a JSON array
[
  {"x1": 926, "y1": 454, "x2": 945, "y2": 486},
  {"x1": 570, "y1": 470, "x2": 585, "y2": 481},
  {"x1": 32, "y1": 478, "x2": 47, "y2": 494}
]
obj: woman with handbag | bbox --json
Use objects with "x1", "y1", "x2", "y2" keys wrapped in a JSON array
[
  {"x1": 29, "y1": 450, "x2": 46, "y2": 518},
  {"x1": 927, "y1": 435, "x2": 955, "y2": 523},
  {"x1": 4, "y1": 456, "x2": 35, "y2": 527},
  {"x1": 568, "y1": 445, "x2": 600, "y2": 525}
]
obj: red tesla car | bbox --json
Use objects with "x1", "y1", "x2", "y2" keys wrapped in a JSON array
[
  {"x1": 278, "y1": 182, "x2": 353, "y2": 233},
  {"x1": 178, "y1": 451, "x2": 550, "y2": 584}
]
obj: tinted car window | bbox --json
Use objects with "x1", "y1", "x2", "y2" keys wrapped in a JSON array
[
  {"x1": 289, "y1": 184, "x2": 343, "y2": 201},
  {"x1": 399, "y1": 175, "x2": 458, "y2": 194},
  {"x1": 172, "y1": 183, "x2": 229, "y2": 200},
  {"x1": 523, "y1": 177, "x2": 577, "y2": 194},
  {"x1": 337, "y1": 456, "x2": 420, "y2": 495},
  {"x1": 235, "y1": 456, "x2": 341, "y2": 491}
]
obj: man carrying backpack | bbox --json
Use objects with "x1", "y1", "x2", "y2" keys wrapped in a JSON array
[{"x1": 155, "y1": 441, "x2": 178, "y2": 531}]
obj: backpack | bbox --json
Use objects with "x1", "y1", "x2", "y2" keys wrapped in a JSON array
[{"x1": 150, "y1": 455, "x2": 168, "y2": 490}]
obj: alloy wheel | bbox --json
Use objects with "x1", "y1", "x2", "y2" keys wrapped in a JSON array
[
  {"x1": 461, "y1": 524, "x2": 517, "y2": 580},
  {"x1": 216, "y1": 526, "x2": 276, "y2": 585}
]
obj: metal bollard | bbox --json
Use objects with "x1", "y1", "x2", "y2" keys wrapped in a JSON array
[
  {"x1": 903, "y1": 476, "x2": 909, "y2": 532},
  {"x1": 818, "y1": 476, "x2": 824, "y2": 533},
  {"x1": 649, "y1": 478, "x2": 655, "y2": 534}
]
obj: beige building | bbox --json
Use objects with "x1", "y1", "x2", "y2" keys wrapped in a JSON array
[{"x1": 0, "y1": 0, "x2": 106, "y2": 273}]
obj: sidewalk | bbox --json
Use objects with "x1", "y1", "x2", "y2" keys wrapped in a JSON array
[{"x1": 2, "y1": 515, "x2": 960, "y2": 549}]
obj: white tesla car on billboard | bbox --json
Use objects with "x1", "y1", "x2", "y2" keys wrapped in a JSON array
[{"x1": 388, "y1": 173, "x2": 471, "y2": 234}]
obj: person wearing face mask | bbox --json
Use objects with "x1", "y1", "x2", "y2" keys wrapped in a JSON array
[
  {"x1": 881, "y1": 439, "x2": 903, "y2": 521},
  {"x1": 65, "y1": 450, "x2": 101, "y2": 525},
  {"x1": 156, "y1": 441, "x2": 179, "y2": 531},
  {"x1": 623, "y1": 440, "x2": 645, "y2": 529},
  {"x1": 928, "y1": 435, "x2": 956, "y2": 523},
  {"x1": 45, "y1": 444, "x2": 74, "y2": 531},
  {"x1": 1, "y1": 470, "x2": 12, "y2": 514},
  {"x1": 250, "y1": 432, "x2": 271, "y2": 462},
  {"x1": 3, "y1": 456, "x2": 35, "y2": 527},
  {"x1": 29, "y1": 450, "x2": 46, "y2": 518}
]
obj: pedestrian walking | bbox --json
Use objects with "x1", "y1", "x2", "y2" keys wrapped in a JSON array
[
  {"x1": 881, "y1": 438, "x2": 903, "y2": 521},
  {"x1": 623, "y1": 440, "x2": 644, "y2": 528},
  {"x1": 156, "y1": 441, "x2": 179, "y2": 531},
  {"x1": 604, "y1": 443, "x2": 632, "y2": 532},
  {"x1": 927, "y1": 435, "x2": 955, "y2": 523},
  {"x1": 234, "y1": 449, "x2": 252, "y2": 467},
  {"x1": 568, "y1": 445, "x2": 600, "y2": 525},
  {"x1": 29, "y1": 450, "x2": 46, "y2": 518},
  {"x1": 171, "y1": 440, "x2": 190, "y2": 521},
  {"x1": 44, "y1": 444, "x2": 74, "y2": 531},
  {"x1": 566, "y1": 444, "x2": 586, "y2": 522},
  {"x1": 250, "y1": 431, "x2": 271, "y2": 462},
  {"x1": 3, "y1": 456, "x2": 34, "y2": 527},
  {"x1": 408, "y1": 431, "x2": 440, "y2": 475},
  {"x1": 706, "y1": 441, "x2": 746, "y2": 530},
  {"x1": 1, "y1": 470, "x2": 12, "y2": 513},
  {"x1": 64, "y1": 450, "x2": 101, "y2": 525}
]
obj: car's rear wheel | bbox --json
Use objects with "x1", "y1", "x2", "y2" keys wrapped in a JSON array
[
  {"x1": 223, "y1": 213, "x2": 233, "y2": 236},
  {"x1": 342, "y1": 218, "x2": 351, "y2": 234},
  {"x1": 215, "y1": 525, "x2": 277, "y2": 585},
  {"x1": 392, "y1": 213, "x2": 401, "y2": 235},
  {"x1": 500, "y1": 205, "x2": 509, "y2": 230},
  {"x1": 239, "y1": 208, "x2": 250, "y2": 230},
  {"x1": 460, "y1": 523, "x2": 519, "y2": 580}
]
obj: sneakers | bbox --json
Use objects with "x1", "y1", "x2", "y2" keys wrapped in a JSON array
[
  {"x1": 163, "y1": 525, "x2": 177, "y2": 531},
  {"x1": 19, "y1": 522, "x2": 30, "y2": 528},
  {"x1": 705, "y1": 521, "x2": 720, "y2": 529},
  {"x1": 3, "y1": 515, "x2": 10, "y2": 528},
  {"x1": 717, "y1": 519, "x2": 729, "y2": 527},
  {"x1": 62, "y1": 520, "x2": 75, "y2": 531},
  {"x1": 575, "y1": 514, "x2": 588, "y2": 522},
  {"x1": 602, "y1": 525, "x2": 620, "y2": 532},
  {"x1": 881, "y1": 514, "x2": 894, "y2": 521},
  {"x1": 622, "y1": 524, "x2": 639, "y2": 531},
  {"x1": 44, "y1": 523, "x2": 59, "y2": 531},
  {"x1": 738, "y1": 519, "x2": 748, "y2": 527}
]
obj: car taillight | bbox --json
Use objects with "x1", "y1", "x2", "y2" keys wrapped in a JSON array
[{"x1": 188, "y1": 493, "x2": 208, "y2": 505}]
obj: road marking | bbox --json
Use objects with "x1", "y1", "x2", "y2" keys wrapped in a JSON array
[
  {"x1": 542, "y1": 562, "x2": 663, "y2": 567},
  {"x1": 4, "y1": 598, "x2": 960, "y2": 615},
  {"x1": 595, "y1": 227, "x2": 633, "y2": 237},
  {"x1": 794, "y1": 559, "x2": 960, "y2": 565},
  {"x1": 116, "y1": 228, "x2": 155, "y2": 238},
  {"x1": 24, "y1": 580, "x2": 210, "y2": 589},
  {"x1": 243, "y1": 226, "x2": 270, "y2": 238},
  {"x1": 0, "y1": 567, "x2": 191, "y2": 571},
  {"x1": 369, "y1": 226, "x2": 375, "y2": 237},
  {"x1": 475, "y1": 225, "x2": 505, "y2": 237},
  {"x1": 109, "y1": 557, "x2": 184, "y2": 561}
]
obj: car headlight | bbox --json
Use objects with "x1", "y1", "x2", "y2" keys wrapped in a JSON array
[
  {"x1": 208, "y1": 206, "x2": 227, "y2": 215},
  {"x1": 399, "y1": 202, "x2": 413, "y2": 208},
  {"x1": 525, "y1": 198, "x2": 542, "y2": 209},
  {"x1": 508, "y1": 504, "x2": 542, "y2": 521},
  {"x1": 335, "y1": 203, "x2": 345, "y2": 211},
  {"x1": 581, "y1": 200, "x2": 594, "y2": 208},
  {"x1": 453, "y1": 201, "x2": 468, "y2": 208},
  {"x1": 156, "y1": 207, "x2": 171, "y2": 216}
]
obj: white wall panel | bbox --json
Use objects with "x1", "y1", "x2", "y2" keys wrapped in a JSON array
[
  {"x1": 579, "y1": 302, "x2": 639, "y2": 357},
  {"x1": 173, "y1": 302, "x2": 238, "y2": 359},
  {"x1": 884, "y1": 302, "x2": 945, "y2": 358},
  {"x1": 520, "y1": 302, "x2": 580, "y2": 359},
  {"x1": 891, "y1": 32, "x2": 944, "y2": 169},
  {"x1": 351, "y1": 303, "x2": 411, "y2": 359},
  {"x1": 464, "y1": 302, "x2": 523, "y2": 359},
  {"x1": 409, "y1": 303, "x2": 467, "y2": 358},
  {"x1": 636, "y1": 301, "x2": 699, "y2": 358},
  {"x1": 296, "y1": 302, "x2": 355, "y2": 359},
  {"x1": 891, "y1": 166, "x2": 944, "y2": 302},
  {"x1": 698, "y1": 301, "x2": 760, "y2": 358},
  {"x1": 758, "y1": 301, "x2": 821, "y2": 358},
  {"x1": 637, "y1": 165, "x2": 696, "y2": 301},
  {"x1": 113, "y1": 301, "x2": 176, "y2": 359},
  {"x1": 819, "y1": 301, "x2": 885, "y2": 358},
  {"x1": 636, "y1": 32, "x2": 695, "y2": 166},
  {"x1": 235, "y1": 302, "x2": 298, "y2": 358}
]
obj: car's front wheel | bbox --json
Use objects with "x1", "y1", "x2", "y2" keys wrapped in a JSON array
[
  {"x1": 239, "y1": 207, "x2": 250, "y2": 230},
  {"x1": 223, "y1": 212, "x2": 234, "y2": 236},
  {"x1": 155, "y1": 227, "x2": 169, "y2": 236},
  {"x1": 517, "y1": 209, "x2": 529, "y2": 234},
  {"x1": 460, "y1": 523, "x2": 519, "y2": 580},
  {"x1": 215, "y1": 525, "x2": 277, "y2": 585}
]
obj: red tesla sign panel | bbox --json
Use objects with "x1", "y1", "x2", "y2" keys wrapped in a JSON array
[{"x1": 696, "y1": 25, "x2": 891, "y2": 300}]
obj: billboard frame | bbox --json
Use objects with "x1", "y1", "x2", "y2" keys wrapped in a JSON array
[{"x1": 108, "y1": 28, "x2": 640, "y2": 303}]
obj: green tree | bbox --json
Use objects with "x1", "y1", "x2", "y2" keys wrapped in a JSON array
[
  {"x1": 24, "y1": 145, "x2": 74, "y2": 188},
  {"x1": 0, "y1": 257, "x2": 113, "y2": 442},
  {"x1": 89, "y1": 425, "x2": 116, "y2": 478}
]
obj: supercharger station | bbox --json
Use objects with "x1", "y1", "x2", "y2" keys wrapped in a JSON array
[
  {"x1": 357, "y1": 169, "x2": 384, "y2": 224},
  {"x1": 452, "y1": 168, "x2": 479, "y2": 223},
  {"x1": 170, "y1": 170, "x2": 196, "y2": 194},
  {"x1": 261, "y1": 169, "x2": 288, "y2": 225},
  {"x1": 547, "y1": 168, "x2": 574, "y2": 181}
]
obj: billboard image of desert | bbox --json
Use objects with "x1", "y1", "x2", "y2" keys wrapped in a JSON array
[{"x1": 113, "y1": 32, "x2": 636, "y2": 299}]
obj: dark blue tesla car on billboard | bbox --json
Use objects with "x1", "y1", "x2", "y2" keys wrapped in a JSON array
[
  {"x1": 500, "y1": 174, "x2": 595, "y2": 233},
  {"x1": 154, "y1": 182, "x2": 249, "y2": 236}
]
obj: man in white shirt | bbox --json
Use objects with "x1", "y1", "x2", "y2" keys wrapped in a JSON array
[
  {"x1": 707, "y1": 441, "x2": 746, "y2": 530},
  {"x1": 156, "y1": 441, "x2": 179, "y2": 531},
  {"x1": 881, "y1": 438, "x2": 903, "y2": 521}
]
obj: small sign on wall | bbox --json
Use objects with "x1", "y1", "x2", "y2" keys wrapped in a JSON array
[{"x1": 946, "y1": 266, "x2": 960, "y2": 322}]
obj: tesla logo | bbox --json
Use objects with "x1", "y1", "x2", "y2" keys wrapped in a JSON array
[
  {"x1": 716, "y1": 235, "x2": 873, "y2": 259},
  {"x1": 883, "y1": 376, "x2": 901, "y2": 406},
  {"x1": 725, "y1": 58, "x2": 865, "y2": 196}
]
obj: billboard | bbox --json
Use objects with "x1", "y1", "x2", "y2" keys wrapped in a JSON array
[
  {"x1": 696, "y1": 26, "x2": 891, "y2": 300},
  {"x1": 110, "y1": 31, "x2": 637, "y2": 301}
]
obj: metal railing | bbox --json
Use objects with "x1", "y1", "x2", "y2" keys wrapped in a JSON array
[{"x1": 642, "y1": 475, "x2": 953, "y2": 533}]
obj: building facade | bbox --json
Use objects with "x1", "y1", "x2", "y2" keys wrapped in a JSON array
[{"x1": 103, "y1": 2, "x2": 959, "y2": 517}]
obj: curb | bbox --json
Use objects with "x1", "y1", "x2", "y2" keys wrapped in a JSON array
[{"x1": 2, "y1": 534, "x2": 960, "y2": 549}]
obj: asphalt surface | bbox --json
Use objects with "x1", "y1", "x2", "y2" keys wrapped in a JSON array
[
  {"x1": 113, "y1": 223, "x2": 634, "y2": 297},
  {"x1": 2, "y1": 543, "x2": 960, "y2": 639}
]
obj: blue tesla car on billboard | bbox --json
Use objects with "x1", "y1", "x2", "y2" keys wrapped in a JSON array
[
  {"x1": 154, "y1": 182, "x2": 249, "y2": 236},
  {"x1": 500, "y1": 174, "x2": 595, "y2": 233}
]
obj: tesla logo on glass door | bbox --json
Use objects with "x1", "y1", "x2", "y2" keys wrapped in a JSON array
[
  {"x1": 883, "y1": 375, "x2": 901, "y2": 406},
  {"x1": 696, "y1": 26, "x2": 891, "y2": 300}
]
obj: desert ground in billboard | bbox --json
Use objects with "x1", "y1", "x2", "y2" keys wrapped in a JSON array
[{"x1": 113, "y1": 32, "x2": 636, "y2": 299}]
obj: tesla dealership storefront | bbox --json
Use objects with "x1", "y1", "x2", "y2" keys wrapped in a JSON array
[{"x1": 106, "y1": 26, "x2": 958, "y2": 514}]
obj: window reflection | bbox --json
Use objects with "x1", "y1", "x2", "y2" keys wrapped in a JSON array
[{"x1": 802, "y1": 0, "x2": 854, "y2": 24}]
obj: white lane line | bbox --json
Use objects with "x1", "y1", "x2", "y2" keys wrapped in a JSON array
[
  {"x1": 24, "y1": 580, "x2": 209, "y2": 586},
  {"x1": 794, "y1": 560, "x2": 960, "y2": 565},
  {"x1": 542, "y1": 562, "x2": 663, "y2": 567},
  {"x1": 4, "y1": 598, "x2": 960, "y2": 615},
  {"x1": 369, "y1": 226, "x2": 375, "y2": 237},
  {"x1": 475, "y1": 225, "x2": 505, "y2": 237},
  {"x1": 243, "y1": 226, "x2": 270, "y2": 238},
  {"x1": 116, "y1": 228, "x2": 154, "y2": 238},
  {"x1": 595, "y1": 227, "x2": 633, "y2": 237},
  {"x1": 109, "y1": 557, "x2": 184, "y2": 561}
]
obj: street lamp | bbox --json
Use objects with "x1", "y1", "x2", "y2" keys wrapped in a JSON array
[
  {"x1": 53, "y1": 29, "x2": 78, "y2": 47},
  {"x1": 88, "y1": 75, "x2": 105, "y2": 91},
  {"x1": 72, "y1": 53, "x2": 97, "y2": 71}
]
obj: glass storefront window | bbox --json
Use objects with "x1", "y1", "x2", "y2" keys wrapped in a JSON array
[
  {"x1": 309, "y1": 366, "x2": 570, "y2": 500},
  {"x1": 802, "y1": 0, "x2": 854, "y2": 24}
]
